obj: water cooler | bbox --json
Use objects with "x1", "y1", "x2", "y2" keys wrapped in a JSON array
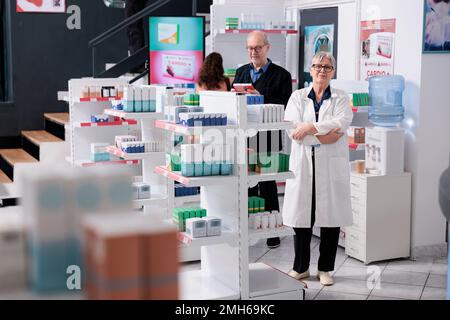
[
  {"x1": 365, "y1": 127, "x2": 404, "y2": 175},
  {"x1": 366, "y1": 75, "x2": 406, "y2": 175}
]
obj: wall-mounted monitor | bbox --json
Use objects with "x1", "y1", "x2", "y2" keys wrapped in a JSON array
[{"x1": 149, "y1": 16, "x2": 205, "y2": 85}]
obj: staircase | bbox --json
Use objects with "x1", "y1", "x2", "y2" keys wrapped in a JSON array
[{"x1": 0, "y1": 112, "x2": 69, "y2": 205}]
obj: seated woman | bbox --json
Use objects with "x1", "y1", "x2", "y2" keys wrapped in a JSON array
[{"x1": 197, "y1": 52, "x2": 231, "y2": 92}]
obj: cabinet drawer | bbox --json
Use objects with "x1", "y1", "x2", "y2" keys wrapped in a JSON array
[
  {"x1": 350, "y1": 177, "x2": 366, "y2": 194},
  {"x1": 345, "y1": 227, "x2": 366, "y2": 247},
  {"x1": 345, "y1": 242, "x2": 366, "y2": 262},
  {"x1": 350, "y1": 190, "x2": 367, "y2": 207},
  {"x1": 351, "y1": 204, "x2": 366, "y2": 231}
]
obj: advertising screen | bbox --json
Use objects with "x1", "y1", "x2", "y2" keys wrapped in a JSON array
[{"x1": 149, "y1": 17, "x2": 204, "y2": 85}]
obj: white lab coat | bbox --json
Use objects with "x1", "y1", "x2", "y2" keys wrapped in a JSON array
[{"x1": 282, "y1": 86, "x2": 353, "y2": 228}]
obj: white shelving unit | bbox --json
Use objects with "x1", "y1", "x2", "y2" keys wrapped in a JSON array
[
  {"x1": 155, "y1": 91, "x2": 304, "y2": 300},
  {"x1": 67, "y1": 79, "x2": 167, "y2": 215},
  {"x1": 210, "y1": 3, "x2": 298, "y2": 82}
]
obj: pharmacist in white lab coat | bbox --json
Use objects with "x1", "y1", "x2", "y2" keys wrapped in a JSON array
[{"x1": 283, "y1": 52, "x2": 353, "y2": 286}]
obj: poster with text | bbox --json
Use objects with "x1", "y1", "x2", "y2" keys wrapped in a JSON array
[
  {"x1": 303, "y1": 24, "x2": 334, "y2": 87},
  {"x1": 149, "y1": 17, "x2": 204, "y2": 85},
  {"x1": 17, "y1": 0, "x2": 66, "y2": 13},
  {"x1": 360, "y1": 19, "x2": 396, "y2": 81}
]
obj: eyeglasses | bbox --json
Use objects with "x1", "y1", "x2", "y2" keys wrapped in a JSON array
[
  {"x1": 311, "y1": 64, "x2": 334, "y2": 73},
  {"x1": 246, "y1": 45, "x2": 267, "y2": 53}
]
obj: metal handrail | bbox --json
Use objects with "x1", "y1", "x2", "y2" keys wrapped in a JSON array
[{"x1": 89, "y1": 0, "x2": 171, "y2": 48}]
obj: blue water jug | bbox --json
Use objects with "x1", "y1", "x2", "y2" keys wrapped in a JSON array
[{"x1": 368, "y1": 75, "x2": 405, "y2": 127}]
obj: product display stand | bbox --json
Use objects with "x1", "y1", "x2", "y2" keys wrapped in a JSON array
[{"x1": 155, "y1": 91, "x2": 304, "y2": 300}]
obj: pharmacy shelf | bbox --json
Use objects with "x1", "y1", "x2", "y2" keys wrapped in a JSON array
[
  {"x1": 178, "y1": 229, "x2": 238, "y2": 247},
  {"x1": 248, "y1": 226, "x2": 294, "y2": 243},
  {"x1": 73, "y1": 120, "x2": 138, "y2": 128},
  {"x1": 154, "y1": 120, "x2": 237, "y2": 135},
  {"x1": 352, "y1": 106, "x2": 369, "y2": 113},
  {"x1": 70, "y1": 97, "x2": 122, "y2": 103},
  {"x1": 219, "y1": 29, "x2": 298, "y2": 35},
  {"x1": 349, "y1": 143, "x2": 365, "y2": 151},
  {"x1": 71, "y1": 159, "x2": 139, "y2": 167},
  {"x1": 155, "y1": 166, "x2": 237, "y2": 187},
  {"x1": 179, "y1": 270, "x2": 240, "y2": 300},
  {"x1": 106, "y1": 146, "x2": 164, "y2": 160},
  {"x1": 245, "y1": 121, "x2": 294, "y2": 134},
  {"x1": 249, "y1": 263, "x2": 305, "y2": 299},
  {"x1": 248, "y1": 171, "x2": 294, "y2": 186},
  {"x1": 133, "y1": 194, "x2": 167, "y2": 208},
  {"x1": 174, "y1": 194, "x2": 200, "y2": 207},
  {"x1": 104, "y1": 109, "x2": 163, "y2": 120}
]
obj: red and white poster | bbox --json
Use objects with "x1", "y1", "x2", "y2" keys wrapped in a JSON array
[
  {"x1": 360, "y1": 19, "x2": 396, "y2": 81},
  {"x1": 17, "y1": 0, "x2": 66, "y2": 13}
]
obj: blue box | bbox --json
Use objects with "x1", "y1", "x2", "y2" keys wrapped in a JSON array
[
  {"x1": 203, "y1": 163, "x2": 212, "y2": 176},
  {"x1": 123, "y1": 100, "x2": 134, "y2": 112},
  {"x1": 90, "y1": 153, "x2": 110, "y2": 162},
  {"x1": 134, "y1": 100, "x2": 143, "y2": 113},
  {"x1": 149, "y1": 100, "x2": 156, "y2": 112},
  {"x1": 142, "y1": 100, "x2": 150, "y2": 113},
  {"x1": 181, "y1": 163, "x2": 195, "y2": 177},
  {"x1": 211, "y1": 163, "x2": 221, "y2": 176},
  {"x1": 194, "y1": 163, "x2": 203, "y2": 177},
  {"x1": 221, "y1": 163, "x2": 233, "y2": 175}
]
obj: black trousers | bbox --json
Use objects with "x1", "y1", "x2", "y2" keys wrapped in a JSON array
[
  {"x1": 126, "y1": 0, "x2": 147, "y2": 53},
  {"x1": 293, "y1": 149, "x2": 340, "y2": 273}
]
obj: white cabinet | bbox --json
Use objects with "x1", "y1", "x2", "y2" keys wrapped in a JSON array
[{"x1": 345, "y1": 172, "x2": 412, "y2": 264}]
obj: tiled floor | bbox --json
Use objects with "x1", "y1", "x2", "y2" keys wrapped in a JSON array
[{"x1": 181, "y1": 235, "x2": 449, "y2": 300}]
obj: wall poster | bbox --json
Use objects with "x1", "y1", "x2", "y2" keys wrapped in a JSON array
[
  {"x1": 302, "y1": 24, "x2": 334, "y2": 88},
  {"x1": 17, "y1": 0, "x2": 66, "y2": 13},
  {"x1": 360, "y1": 18, "x2": 396, "y2": 81}
]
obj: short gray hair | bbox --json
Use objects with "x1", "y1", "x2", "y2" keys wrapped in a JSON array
[{"x1": 311, "y1": 52, "x2": 336, "y2": 70}]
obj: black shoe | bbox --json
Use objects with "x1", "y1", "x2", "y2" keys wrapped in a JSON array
[{"x1": 267, "y1": 237, "x2": 280, "y2": 249}]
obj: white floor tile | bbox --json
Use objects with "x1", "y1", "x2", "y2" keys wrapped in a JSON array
[
  {"x1": 433, "y1": 257, "x2": 448, "y2": 265},
  {"x1": 262, "y1": 247, "x2": 294, "y2": 263},
  {"x1": 342, "y1": 257, "x2": 368, "y2": 268},
  {"x1": 426, "y1": 274, "x2": 448, "y2": 288},
  {"x1": 430, "y1": 263, "x2": 448, "y2": 275},
  {"x1": 386, "y1": 258, "x2": 433, "y2": 274},
  {"x1": 368, "y1": 295, "x2": 406, "y2": 300},
  {"x1": 249, "y1": 246, "x2": 270, "y2": 263},
  {"x1": 257, "y1": 258, "x2": 292, "y2": 273},
  {"x1": 315, "y1": 291, "x2": 367, "y2": 300},
  {"x1": 379, "y1": 269, "x2": 428, "y2": 286},
  {"x1": 421, "y1": 287, "x2": 447, "y2": 300},
  {"x1": 321, "y1": 278, "x2": 372, "y2": 295},
  {"x1": 304, "y1": 289, "x2": 320, "y2": 300},
  {"x1": 335, "y1": 266, "x2": 380, "y2": 282},
  {"x1": 370, "y1": 282, "x2": 423, "y2": 300}
]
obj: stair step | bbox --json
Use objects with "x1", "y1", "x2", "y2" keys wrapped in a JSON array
[
  {"x1": 22, "y1": 130, "x2": 62, "y2": 146},
  {"x1": 44, "y1": 113, "x2": 69, "y2": 126},
  {"x1": 0, "y1": 169, "x2": 12, "y2": 184},
  {"x1": 0, "y1": 149, "x2": 39, "y2": 167}
]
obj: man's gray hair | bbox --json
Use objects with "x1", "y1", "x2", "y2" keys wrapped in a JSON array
[{"x1": 311, "y1": 51, "x2": 336, "y2": 69}]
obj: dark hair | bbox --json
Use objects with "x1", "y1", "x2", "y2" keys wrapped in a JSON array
[{"x1": 198, "y1": 52, "x2": 228, "y2": 90}]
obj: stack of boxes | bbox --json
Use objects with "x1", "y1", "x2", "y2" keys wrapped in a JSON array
[
  {"x1": 180, "y1": 144, "x2": 233, "y2": 177},
  {"x1": 83, "y1": 214, "x2": 178, "y2": 299},
  {"x1": 174, "y1": 184, "x2": 199, "y2": 197},
  {"x1": 351, "y1": 93, "x2": 370, "y2": 107},
  {"x1": 132, "y1": 182, "x2": 151, "y2": 200},
  {"x1": 172, "y1": 207, "x2": 207, "y2": 232},
  {"x1": 225, "y1": 17, "x2": 239, "y2": 30},
  {"x1": 179, "y1": 112, "x2": 228, "y2": 127},
  {"x1": 247, "y1": 104, "x2": 285, "y2": 124},
  {"x1": 347, "y1": 127, "x2": 366, "y2": 144},
  {"x1": 248, "y1": 152, "x2": 290, "y2": 173},
  {"x1": 81, "y1": 85, "x2": 123, "y2": 99},
  {"x1": 91, "y1": 143, "x2": 110, "y2": 162},
  {"x1": 122, "y1": 85, "x2": 157, "y2": 113}
]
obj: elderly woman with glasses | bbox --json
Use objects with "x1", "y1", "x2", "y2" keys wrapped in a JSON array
[{"x1": 283, "y1": 52, "x2": 353, "y2": 286}]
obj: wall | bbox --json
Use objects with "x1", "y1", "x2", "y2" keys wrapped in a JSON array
[
  {"x1": 0, "y1": 0, "x2": 202, "y2": 137},
  {"x1": 416, "y1": 54, "x2": 450, "y2": 253}
]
